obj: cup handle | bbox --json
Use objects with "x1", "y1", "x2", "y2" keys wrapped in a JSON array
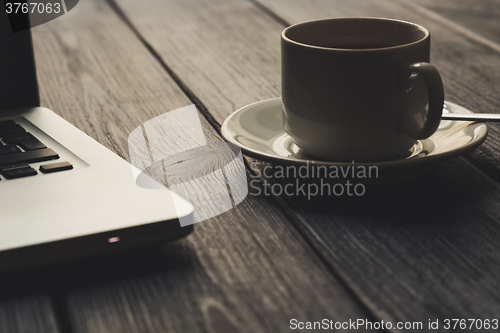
[{"x1": 399, "y1": 62, "x2": 444, "y2": 140}]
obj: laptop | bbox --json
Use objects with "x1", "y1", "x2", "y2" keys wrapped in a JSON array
[{"x1": 0, "y1": 11, "x2": 194, "y2": 273}]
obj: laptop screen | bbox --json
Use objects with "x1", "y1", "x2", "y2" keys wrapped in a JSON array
[{"x1": 0, "y1": 9, "x2": 40, "y2": 112}]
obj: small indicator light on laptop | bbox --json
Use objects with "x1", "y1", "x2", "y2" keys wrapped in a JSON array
[{"x1": 108, "y1": 237, "x2": 120, "y2": 243}]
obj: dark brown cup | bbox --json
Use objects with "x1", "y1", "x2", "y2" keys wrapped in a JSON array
[{"x1": 281, "y1": 18, "x2": 444, "y2": 161}]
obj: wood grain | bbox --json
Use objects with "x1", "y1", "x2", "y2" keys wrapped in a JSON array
[
  {"x1": 112, "y1": 0, "x2": 500, "y2": 327},
  {"x1": 412, "y1": 0, "x2": 500, "y2": 45},
  {"x1": 0, "y1": 297, "x2": 59, "y2": 333},
  {"x1": 30, "y1": 0, "x2": 377, "y2": 332}
]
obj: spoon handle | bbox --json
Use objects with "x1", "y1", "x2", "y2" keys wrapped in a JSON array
[{"x1": 442, "y1": 113, "x2": 500, "y2": 122}]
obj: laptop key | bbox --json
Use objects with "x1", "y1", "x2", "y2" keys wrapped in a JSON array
[
  {"x1": 19, "y1": 139, "x2": 47, "y2": 150},
  {"x1": 0, "y1": 144, "x2": 22, "y2": 155},
  {"x1": 0, "y1": 120, "x2": 16, "y2": 131},
  {"x1": 0, "y1": 148, "x2": 59, "y2": 166},
  {"x1": 3, "y1": 133, "x2": 46, "y2": 150},
  {"x1": 0, "y1": 163, "x2": 30, "y2": 172},
  {"x1": 0, "y1": 120, "x2": 15, "y2": 127},
  {"x1": 0, "y1": 124, "x2": 25, "y2": 137},
  {"x1": 40, "y1": 161, "x2": 73, "y2": 174},
  {"x1": 2, "y1": 167, "x2": 37, "y2": 179},
  {"x1": 2, "y1": 132, "x2": 32, "y2": 142}
]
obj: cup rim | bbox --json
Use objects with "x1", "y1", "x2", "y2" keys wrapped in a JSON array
[{"x1": 282, "y1": 17, "x2": 430, "y2": 52}]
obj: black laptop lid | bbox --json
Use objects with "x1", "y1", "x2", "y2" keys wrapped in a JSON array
[{"x1": 0, "y1": 9, "x2": 40, "y2": 112}]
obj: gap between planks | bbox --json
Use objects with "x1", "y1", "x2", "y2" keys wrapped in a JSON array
[
  {"x1": 106, "y1": 0, "x2": 500, "y2": 326},
  {"x1": 104, "y1": 0, "x2": 390, "y2": 329}
]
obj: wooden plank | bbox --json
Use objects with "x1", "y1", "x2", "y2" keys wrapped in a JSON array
[
  {"x1": 0, "y1": 267, "x2": 63, "y2": 333},
  {"x1": 31, "y1": 0, "x2": 377, "y2": 331},
  {"x1": 113, "y1": 0, "x2": 500, "y2": 325},
  {"x1": 412, "y1": 0, "x2": 500, "y2": 45},
  {"x1": 0, "y1": 297, "x2": 59, "y2": 333},
  {"x1": 0, "y1": 253, "x2": 61, "y2": 332}
]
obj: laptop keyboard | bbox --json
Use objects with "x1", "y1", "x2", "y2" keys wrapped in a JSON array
[{"x1": 0, "y1": 120, "x2": 73, "y2": 180}]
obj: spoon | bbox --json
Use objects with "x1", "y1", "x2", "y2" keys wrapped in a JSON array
[{"x1": 442, "y1": 113, "x2": 500, "y2": 122}]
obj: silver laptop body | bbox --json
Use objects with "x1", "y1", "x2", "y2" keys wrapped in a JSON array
[{"x1": 0, "y1": 12, "x2": 194, "y2": 272}]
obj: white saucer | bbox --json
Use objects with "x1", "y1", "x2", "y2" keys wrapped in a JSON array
[{"x1": 221, "y1": 98, "x2": 488, "y2": 183}]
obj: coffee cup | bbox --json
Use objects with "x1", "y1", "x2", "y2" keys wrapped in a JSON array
[{"x1": 281, "y1": 18, "x2": 444, "y2": 161}]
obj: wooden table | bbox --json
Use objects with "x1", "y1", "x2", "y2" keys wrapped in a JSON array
[{"x1": 2, "y1": 0, "x2": 500, "y2": 332}]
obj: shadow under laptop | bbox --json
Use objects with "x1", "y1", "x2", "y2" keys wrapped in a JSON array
[{"x1": 0, "y1": 240, "x2": 197, "y2": 301}]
